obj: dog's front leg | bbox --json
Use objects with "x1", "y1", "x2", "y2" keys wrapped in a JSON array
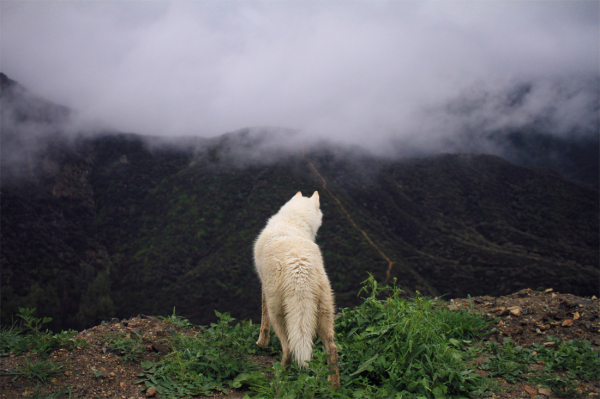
[{"x1": 256, "y1": 291, "x2": 270, "y2": 347}]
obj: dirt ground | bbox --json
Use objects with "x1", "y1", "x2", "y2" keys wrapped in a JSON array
[
  {"x1": 1, "y1": 288, "x2": 598, "y2": 399},
  {"x1": 450, "y1": 288, "x2": 600, "y2": 398}
]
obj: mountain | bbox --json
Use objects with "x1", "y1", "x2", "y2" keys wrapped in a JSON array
[{"x1": 1, "y1": 74, "x2": 598, "y2": 331}]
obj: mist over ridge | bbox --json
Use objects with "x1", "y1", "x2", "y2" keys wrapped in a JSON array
[
  {"x1": 2, "y1": 70, "x2": 598, "y2": 190},
  {"x1": 2, "y1": 1, "x2": 598, "y2": 155}
]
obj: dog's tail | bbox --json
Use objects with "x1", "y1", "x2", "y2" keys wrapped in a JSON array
[{"x1": 283, "y1": 255, "x2": 319, "y2": 367}]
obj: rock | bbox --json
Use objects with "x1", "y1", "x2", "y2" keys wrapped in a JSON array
[
  {"x1": 151, "y1": 342, "x2": 170, "y2": 355},
  {"x1": 562, "y1": 319, "x2": 573, "y2": 327},
  {"x1": 523, "y1": 385, "x2": 537, "y2": 396},
  {"x1": 494, "y1": 307, "x2": 508, "y2": 316},
  {"x1": 538, "y1": 387, "x2": 552, "y2": 396},
  {"x1": 573, "y1": 312, "x2": 580, "y2": 320},
  {"x1": 508, "y1": 306, "x2": 522, "y2": 317},
  {"x1": 559, "y1": 300, "x2": 575, "y2": 310},
  {"x1": 146, "y1": 386, "x2": 157, "y2": 397},
  {"x1": 513, "y1": 326, "x2": 524, "y2": 335}
]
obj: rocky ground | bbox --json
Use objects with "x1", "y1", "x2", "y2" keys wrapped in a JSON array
[
  {"x1": 1, "y1": 288, "x2": 598, "y2": 399},
  {"x1": 450, "y1": 288, "x2": 600, "y2": 398}
]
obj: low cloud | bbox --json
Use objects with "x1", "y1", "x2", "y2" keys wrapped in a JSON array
[{"x1": 1, "y1": 1, "x2": 598, "y2": 156}]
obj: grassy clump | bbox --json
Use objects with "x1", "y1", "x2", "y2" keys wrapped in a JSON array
[
  {"x1": 158, "y1": 307, "x2": 196, "y2": 330},
  {"x1": 102, "y1": 330, "x2": 146, "y2": 363},
  {"x1": 333, "y1": 275, "x2": 492, "y2": 398},
  {"x1": 234, "y1": 276, "x2": 494, "y2": 398},
  {"x1": 135, "y1": 310, "x2": 273, "y2": 397},
  {"x1": 2, "y1": 357, "x2": 64, "y2": 384},
  {"x1": 533, "y1": 336, "x2": 600, "y2": 381},
  {"x1": 0, "y1": 307, "x2": 87, "y2": 357},
  {"x1": 238, "y1": 351, "x2": 338, "y2": 399}
]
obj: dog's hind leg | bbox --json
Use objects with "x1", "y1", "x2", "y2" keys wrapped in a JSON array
[
  {"x1": 256, "y1": 291, "x2": 270, "y2": 347},
  {"x1": 271, "y1": 310, "x2": 292, "y2": 366},
  {"x1": 317, "y1": 292, "x2": 340, "y2": 388}
]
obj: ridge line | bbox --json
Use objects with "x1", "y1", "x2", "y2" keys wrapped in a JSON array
[{"x1": 303, "y1": 152, "x2": 395, "y2": 283}]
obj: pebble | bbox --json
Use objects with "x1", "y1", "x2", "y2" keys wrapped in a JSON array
[
  {"x1": 146, "y1": 386, "x2": 157, "y2": 397},
  {"x1": 508, "y1": 306, "x2": 522, "y2": 317},
  {"x1": 562, "y1": 319, "x2": 573, "y2": 327},
  {"x1": 523, "y1": 385, "x2": 537, "y2": 396}
]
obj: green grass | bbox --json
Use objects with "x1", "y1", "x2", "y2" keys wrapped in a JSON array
[
  {"x1": 479, "y1": 335, "x2": 600, "y2": 397},
  {"x1": 158, "y1": 307, "x2": 196, "y2": 330},
  {"x1": 102, "y1": 330, "x2": 146, "y2": 363},
  {"x1": 0, "y1": 308, "x2": 87, "y2": 357},
  {"x1": 136, "y1": 310, "x2": 272, "y2": 397},
  {"x1": 2, "y1": 357, "x2": 64, "y2": 384},
  {"x1": 21, "y1": 383, "x2": 73, "y2": 399},
  {"x1": 328, "y1": 275, "x2": 492, "y2": 398}
]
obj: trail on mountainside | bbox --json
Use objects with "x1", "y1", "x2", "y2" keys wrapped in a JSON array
[{"x1": 303, "y1": 154, "x2": 395, "y2": 283}]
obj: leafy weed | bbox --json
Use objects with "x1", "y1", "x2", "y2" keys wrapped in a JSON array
[
  {"x1": 0, "y1": 308, "x2": 87, "y2": 357},
  {"x1": 2, "y1": 357, "x2": 64, "y2": 384},
  {"x1": 135, "y1": 310, "x2": 267, "y2": 397},
  {"x1": 103, "y1": 331, "x2": 145, "y2": 363}
]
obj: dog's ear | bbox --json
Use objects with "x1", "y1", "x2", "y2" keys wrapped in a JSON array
[
  {"x1": 311, "y1": 191, "x2": 320, "y2": 207},
  {"x1": 294, "y1": 191, "x2": 302, "y2": 199}
]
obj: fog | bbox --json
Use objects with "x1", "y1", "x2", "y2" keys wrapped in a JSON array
[{"x1": 1, "y1": 1, "x2": 598, "y2": 154}]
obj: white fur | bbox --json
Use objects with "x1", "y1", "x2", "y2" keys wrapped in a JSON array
[{"x1": 254, "y1": 191, "x2": 339, "y2": 388}]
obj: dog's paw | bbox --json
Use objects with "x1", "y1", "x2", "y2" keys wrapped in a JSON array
[{"x1": 256, "y1": 339, "x2": 268, "y2": 347}]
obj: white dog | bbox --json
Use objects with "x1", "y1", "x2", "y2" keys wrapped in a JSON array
[{"x1": 254, "y1": 191, "x2": 339, "y2": 388}]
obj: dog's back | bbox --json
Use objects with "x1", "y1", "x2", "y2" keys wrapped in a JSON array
[{"x1": 254, "y1": 192, "x2": 339, "y2": 387}]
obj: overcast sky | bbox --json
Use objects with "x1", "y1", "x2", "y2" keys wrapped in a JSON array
[{"x1": 1, "y1": 1, "x2": 598, "y2": 152}]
